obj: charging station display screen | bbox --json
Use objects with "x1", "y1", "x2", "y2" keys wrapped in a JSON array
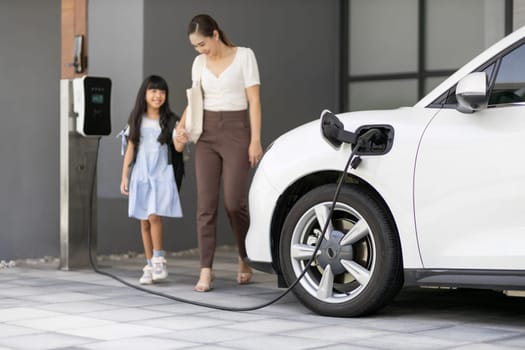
[
  {"x1": 91, "y1": 94, "x2": 104, "y2": 104},
  {"x1": 82, "y1": 77, "x2": 111, "y2": 136}
]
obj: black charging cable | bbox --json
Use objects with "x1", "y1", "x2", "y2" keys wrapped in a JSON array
[{"x1": 87, "y1": 133, "x2": 370, "y2": 311}]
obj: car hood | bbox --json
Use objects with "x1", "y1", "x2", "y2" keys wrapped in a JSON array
[
  {"x1": 271, "y1": 107, "x2": 414, "y2": 145},
  {"x1": 258, "y1": 106, "x2": 438, "y2": 191}
]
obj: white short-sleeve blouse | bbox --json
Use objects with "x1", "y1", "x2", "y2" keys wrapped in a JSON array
[{"x1": 191, "y1": 47, "x2": 260, "y2": 112}]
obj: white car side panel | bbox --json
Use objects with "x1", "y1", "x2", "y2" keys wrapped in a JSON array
[
  {"x1": 246, "y1": 108, "x2": 439, "y2": 268},
  {"x1": 415, "y1": 105, "x2": 525, "y2": 269}
]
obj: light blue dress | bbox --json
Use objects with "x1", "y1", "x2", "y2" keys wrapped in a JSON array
[{"x1": 128, "y1": 117, "x2": 182, "y2": 220}]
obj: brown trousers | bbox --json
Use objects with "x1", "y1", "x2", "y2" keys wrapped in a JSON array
[{"x1": 195, "y1": 110, "x2": 251, "y2": 268}]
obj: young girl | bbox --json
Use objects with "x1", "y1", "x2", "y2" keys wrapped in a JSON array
[{"x1": 120, "y1": 75, "x2": 188, "y2": 284}]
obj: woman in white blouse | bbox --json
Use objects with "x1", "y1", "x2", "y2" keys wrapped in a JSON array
[{"x1": 176, "y1": 14, "x2": 263, "y2": 292}]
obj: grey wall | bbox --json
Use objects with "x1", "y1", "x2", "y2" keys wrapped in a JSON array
[
  {"x1": 0, "y1": 1, "x2": 61, "y2": 260},
  {"x1": 88, "y1": 0, "x2": 147, "y2": 254}
]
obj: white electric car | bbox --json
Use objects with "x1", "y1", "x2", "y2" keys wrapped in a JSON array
[{"x1": 246, "y1": 26, "x2": 525, "y2": 317}]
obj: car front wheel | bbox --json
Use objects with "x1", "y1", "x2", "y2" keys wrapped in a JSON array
[{"x1": 279, "y1": 184, "x2": 403, "y2": 317}]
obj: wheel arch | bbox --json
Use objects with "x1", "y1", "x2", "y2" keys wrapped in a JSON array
[{"x1": 269, "y1": 170, "x2": 402, "y2": 278}]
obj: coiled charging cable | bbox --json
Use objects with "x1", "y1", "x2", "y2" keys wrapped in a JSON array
[{"x1": 87, "y1": 134, "x2": 368, "y2": 311}]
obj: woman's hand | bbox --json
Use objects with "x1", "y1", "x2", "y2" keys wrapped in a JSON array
[
  {"x1": 246, "y1": 85, "x2": 262, "y2": 168},
  {"x1": 249, "y1": 140, "x2": 263, "y2": 168}
]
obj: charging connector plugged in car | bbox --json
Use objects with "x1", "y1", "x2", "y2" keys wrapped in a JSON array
[{"x1": 353, "y1": 125, "x2": 394, "y2": 155}]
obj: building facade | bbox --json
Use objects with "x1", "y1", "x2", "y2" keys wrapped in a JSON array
[{"x1": 0, "y1": 0, "x2": 524, "y2": 260}]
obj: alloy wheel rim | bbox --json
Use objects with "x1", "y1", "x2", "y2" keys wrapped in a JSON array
[{"x1": 289, "y1": 201, "x2": 376, "y2": 303}]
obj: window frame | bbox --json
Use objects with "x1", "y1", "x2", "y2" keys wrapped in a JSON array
[
  {"x1": 427, "y1": 38, "x2": 525, "y2": 109},
  {"x1": 340, "y1": 0, "x2": 514, "y2": 112}
]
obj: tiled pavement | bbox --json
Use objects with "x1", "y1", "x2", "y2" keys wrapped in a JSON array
[{"x1": 1, "y1": 247, "x2": 525, "y2": 350}]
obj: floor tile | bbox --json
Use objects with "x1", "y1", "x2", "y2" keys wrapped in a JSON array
[
  {"x1": 351, "y1": 332, "x2": 468, "y2": 350},
  {"x1": 0, "y1": 307, "x2": 63, "y2": 322},
  {"x1": 285, "y1": 325, "x2": 393, "y2": 342},
  {"x1": 0, "y1": 333, "x2": 95, "y2": 350},
  {"x1": 36, "y1": 301, "x2": 119, "y2": 314},
  {"x1": 156, "y1": 326, "x2": 260, "y2": 344},
  {"x1": 96, "y1": 295, "x2": 171, "y2": 308},
  {"x1": 0, "y1": 323, "x2": 42, "y2": 338},
  {"x1": 220, "y1": 334, "x2": 335, "y2": 350},
  {"x1": 221, "y1": 318, "x2": 314, "y2": 333},
  {"x1": 487, "y1": 334, "x2": 525, "y2": 348},
  {"x1": 7, "y1": 315, "x2": 114, "y2": 331},
  {"x1": 417, "y1": 324, "x2": 522, "y2": 343},
  {"x1": 135, "y1": 315, "x2": 232, "y2": 331},
  {"x1": 60, "y1": 323, "x2": 169, "y2": 341},
  {"x1": 82, "y1": 307, "x2": 171, "y2": 322},
  {"x1": 24, "y1": 292, "x2": 106, "y2": 303},
  {"x1": 80, "y1": 336, "x2": 196, "y2": 350}
]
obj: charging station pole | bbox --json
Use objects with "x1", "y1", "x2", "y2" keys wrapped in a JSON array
[
  {"x1": 60, "y1": 0, "x2": 95, "y2": 270},
  {"x1": 60, "y1": 81, "x2": 100, "y2": 270}
]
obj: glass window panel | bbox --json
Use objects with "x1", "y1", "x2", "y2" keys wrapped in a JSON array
[
  {"x1": 489, "y1": 43, "x2": 525, "y2": 105},
  {"x1": 349, "y1": 79, "x2": 418, "y2": 111},
  {"x1": 426, "y1": 0, "x2": 505, "y2": 71},
  {"x1": 425, "y1": 76, "x2": 448, "y2": 95},
  {"x1": 514, "y1": 0, "x2": 525, "y2": 29},
  {"x1": 349, "y1": 0, "x2": 418, "y2": 75}
]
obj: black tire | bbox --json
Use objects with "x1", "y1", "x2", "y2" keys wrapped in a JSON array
[{"x1": 279, "y1": 184, "x2": 403, "y2": 317}]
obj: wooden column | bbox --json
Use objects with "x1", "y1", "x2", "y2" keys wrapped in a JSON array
[{"x1": 61, "y1": 0, "x2": 87, "y2": 79}]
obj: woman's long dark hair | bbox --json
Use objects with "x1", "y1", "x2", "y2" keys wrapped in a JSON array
[
  {"x1": 127, "y1": 75, "x2": 178, "y2": 146},
  {"x1": 188, "y1": 14, "x2": 234, "y2": 47}
]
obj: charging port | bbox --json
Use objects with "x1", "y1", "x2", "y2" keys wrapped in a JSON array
[{"x1": 354, "y1": 125, "x2": 394, "y2": 155}]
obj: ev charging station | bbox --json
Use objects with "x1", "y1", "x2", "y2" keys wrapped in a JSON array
[
  {"x1": 59, "y1": 0, "x2": 113, "y2": 270},
  {"x1": 59, "y1": 76, "x2": 111, "y2": 270}
]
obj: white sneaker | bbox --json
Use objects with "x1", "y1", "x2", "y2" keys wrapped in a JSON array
[
  {"x1": 139, "y1": 265, "x2": 153, "y2": 285},
  {"x1": 151, "y1": 256, "x2": 168, "y2": 281}
]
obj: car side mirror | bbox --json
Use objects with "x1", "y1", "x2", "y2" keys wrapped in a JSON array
[{"x1": 456, "y1": 72, "x2": 488, "y2": 113}]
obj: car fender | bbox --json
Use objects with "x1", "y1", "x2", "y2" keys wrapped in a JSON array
[{"x1": 246, "y1": 107, "x2": 440, "y2": 269}]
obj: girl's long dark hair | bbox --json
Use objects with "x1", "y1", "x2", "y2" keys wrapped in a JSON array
[
  {"x1": 188, "y1": 14, "x2": 234, "y2": 47},
  {"x1": 127, "y1": 75, "x2": 178, "y2": 146}
]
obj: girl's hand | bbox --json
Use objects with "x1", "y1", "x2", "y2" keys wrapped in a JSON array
[
  {"x1": 120, "y1": 178, "x2": 129, "y2": 196},
  {"x1": 174, "y1": 123, "x2": 189, "y2": 151},
  {"x1": 249, "y1": 141, "x2": 263, "y2": 168}
]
